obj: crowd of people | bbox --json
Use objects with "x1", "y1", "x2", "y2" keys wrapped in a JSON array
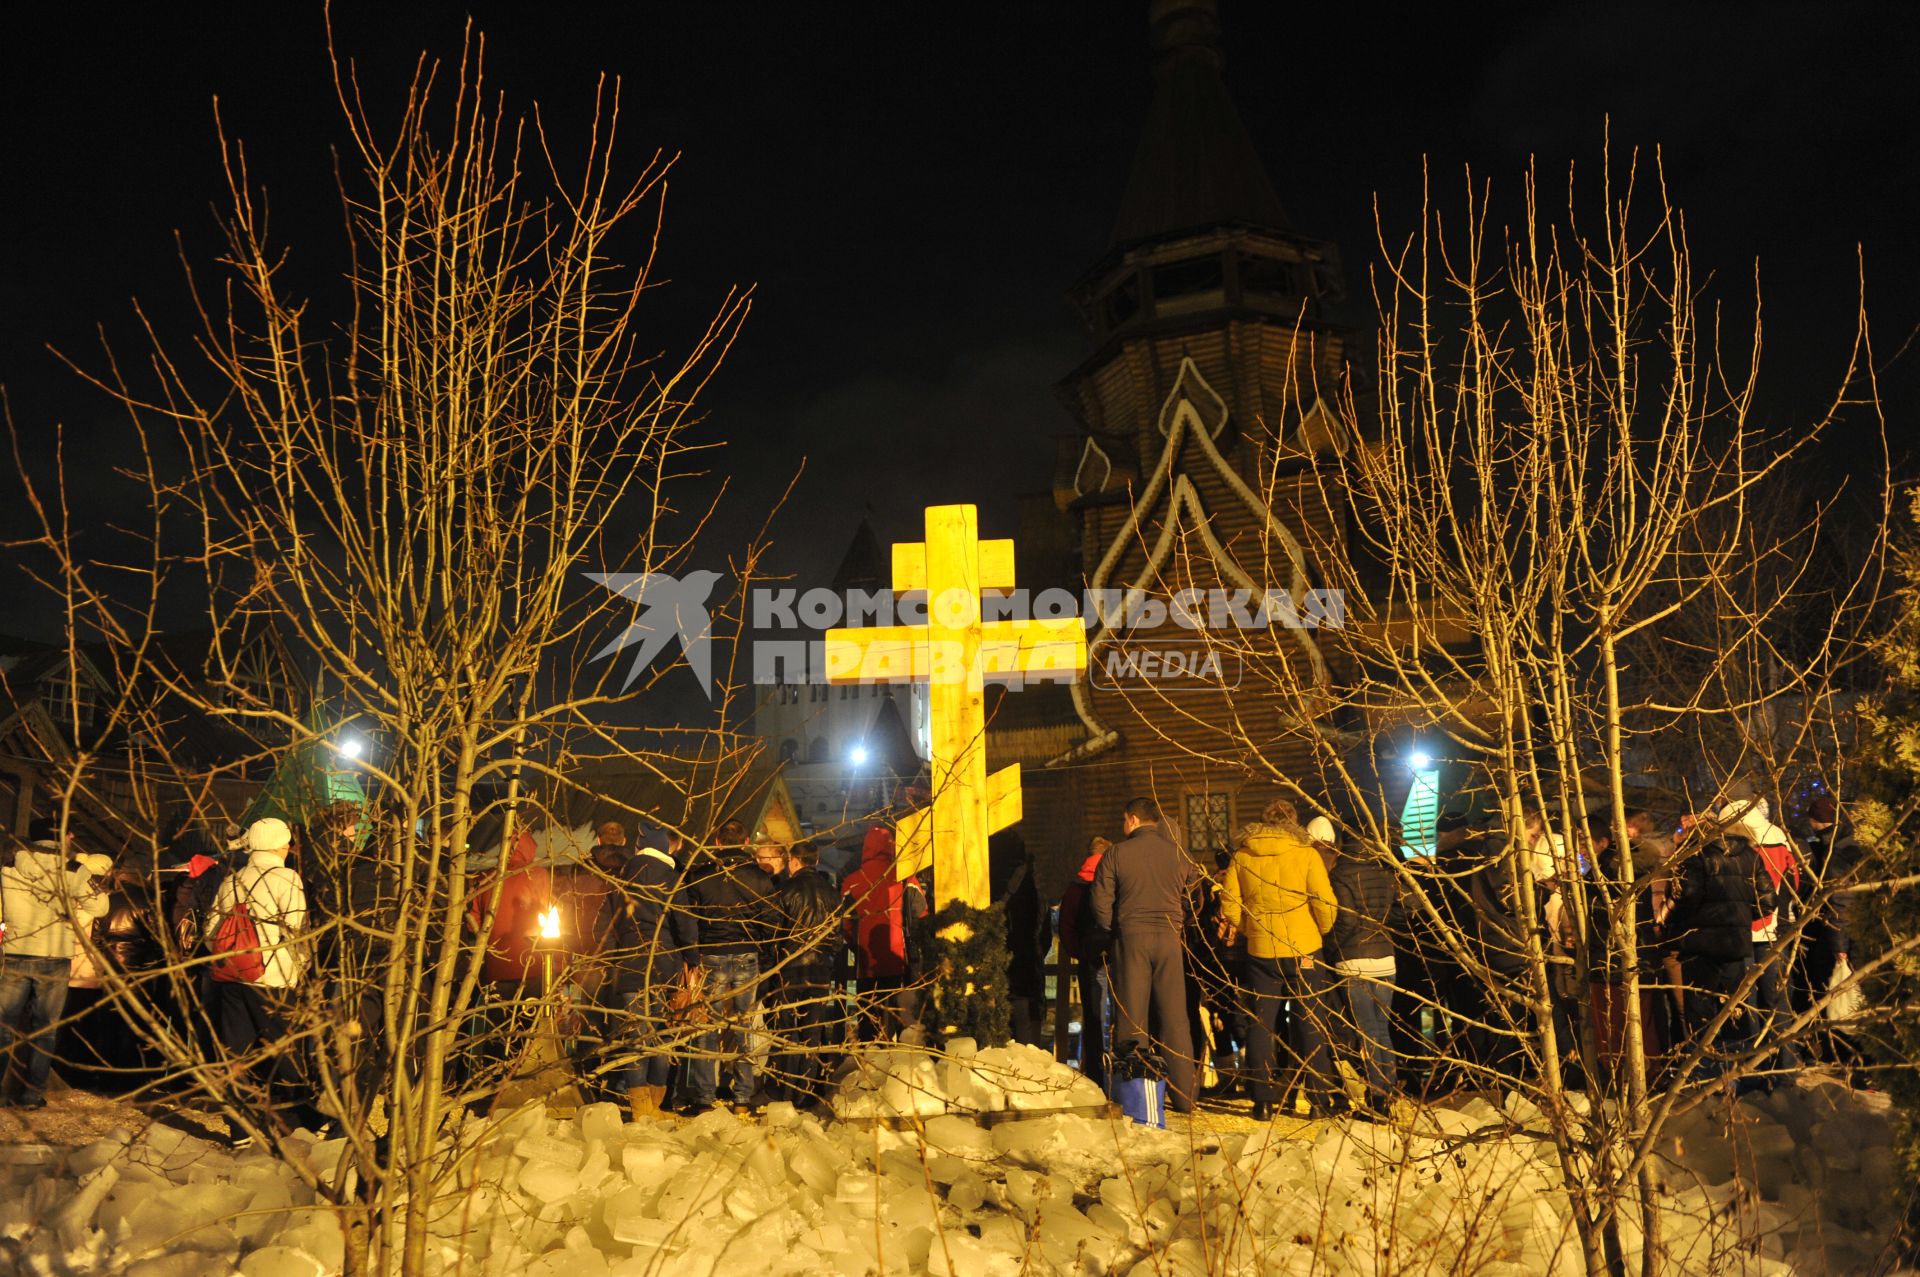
[
  {"x1": 1055, "y1": 786, "x2": 1869, "y2": 1123},
  {"x1": 0, "y1": 778, "x2": 1870, "y2": 1132}
]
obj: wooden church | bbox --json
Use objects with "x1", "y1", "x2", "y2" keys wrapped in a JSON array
[{"x1": 995, "y1": 0, "x2": 1374, "y2": 881}]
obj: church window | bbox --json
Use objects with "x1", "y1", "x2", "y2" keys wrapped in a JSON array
[
  {"x1": 808, "y1": 737, "x2": 831, "y2": 765},
  {"x1": 1102, "y1": 273, "x2": 1142, "y2": 329},
  {"x1": 1240, "y1": 253, "x2": 1300, "y2": 301},
  {"x1": 40, "y1": 663, "x2": 97, "y2": 732},
  {"x1": 1183, "y1": 791, "x2": 1234, "y2": 856},
  {"x1": 1152, "y1": 257, "x2": 1225, "y2": 316}
]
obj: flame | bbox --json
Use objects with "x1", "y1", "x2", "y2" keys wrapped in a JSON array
[{"x1": 537, "y1": 906, "x2": 561, "y2": 940}]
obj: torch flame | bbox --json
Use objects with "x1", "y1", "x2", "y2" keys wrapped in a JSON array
[{"x1": 537, "y1": 905, "x2": 561, "y2": 940}]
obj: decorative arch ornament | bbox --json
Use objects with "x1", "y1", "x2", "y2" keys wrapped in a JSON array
[{"x1": 1057, "y1": 356, "x2": 1329, "y2": 760}]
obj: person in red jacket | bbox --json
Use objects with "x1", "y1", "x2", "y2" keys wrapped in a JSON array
[
  {"x1": 840, "y1": 825, "x2": 926, "y2": 1040},
  {"x1": 469, "y1": 828, "x2": 566, "y2": 989}
]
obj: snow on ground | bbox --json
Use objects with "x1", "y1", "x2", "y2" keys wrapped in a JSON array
[{"x1": 0, "y1": 1045, "x2": 1903, "y2": 1277}]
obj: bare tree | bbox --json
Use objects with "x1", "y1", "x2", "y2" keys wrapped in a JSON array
[
  {"x1": 1098, "y1": 148, "x2": 1906, "y2": 1274},
  {"x1": 7, "y1": 30, "x2": 766, "y2": 1272}
]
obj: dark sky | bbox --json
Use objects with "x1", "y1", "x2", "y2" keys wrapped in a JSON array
[{"x1": 3, "y1": 1, "x2": 1916, "y2": 629}]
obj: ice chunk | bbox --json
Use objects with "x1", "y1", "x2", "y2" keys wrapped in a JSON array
[
  {"x1": 520, "y1": 1158, "x2": 581, "y2": 1205},
  {"x1": 576, "y1": 1102, "x2": 625, "y2": 1146},
  {"x1": 513, "y1": 1132, "x2": 586, "y2": 1169},
  {"x1": 922, "y1": 1114, "x2": 994, "y2": 1159},
  {"x1": 238, "y1": 1245, "x2": 326, "y2": 1277},
  {"x1": 68, "y1": 1131, "x2": 136, "y2": 1177},
  {"x1": 927, "y1": 1230, "x2": 1021, "y2": 1277},
  {"x1": 276, "y1": 1220, "x2": 346, "y2": 1274},
  {"x1": 787, "y1": 1137, "x2": 840, "y2": 1196}
]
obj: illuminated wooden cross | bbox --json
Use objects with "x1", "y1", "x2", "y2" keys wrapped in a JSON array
[{"x1": 825, "y1": 505, "x2": 1086, "y2": 911}]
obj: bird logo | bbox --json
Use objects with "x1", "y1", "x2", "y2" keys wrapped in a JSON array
[{"x1": 587, "y1": 570, "x2": 723, "y2": 696}]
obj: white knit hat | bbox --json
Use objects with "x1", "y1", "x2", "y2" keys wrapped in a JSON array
[
  {"x1": 1306, "y1": 815, "x2": 1337, "y2": 845},
  {"x1": 231, "y1": 817, "x2": 293, "y2": 852}
]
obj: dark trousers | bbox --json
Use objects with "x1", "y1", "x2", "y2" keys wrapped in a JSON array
[
  {"x1": 1076, "y1": 964, "x2": 1110, "y2": 1090},
  {"x1": 0, "y1": 955, "x2": 71, "y2": 1103},
  {"x1": 1337, "y1": 969, "x2": 1398, "y2": 1103},
  {"x1": 769, "y1": 968, "x2": 842, "y2": 1105},
  {"x1": 1110, "y1": 927, "x2": 1196, "y2": 1111},
  {"x1": 853, "y1": 974, "x2": 919, "y2": 1041},
  {"x1": 1749, "y1": 940, "x2": 1803, "y2": 1070},
  {"x1": 1242, "y1": 953, "x2": 1337, "y2": 1110},
  {"x1": 1681, "y1": 956, "x2": 1753, "y2": 1080},
  {"x1": 209, "y1": 980, "x2": 313, "y2": 1120}
]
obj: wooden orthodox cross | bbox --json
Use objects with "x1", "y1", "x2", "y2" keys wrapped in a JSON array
[{"x1": 824, "y1": 505, "x2": 1086, "y2": 912}]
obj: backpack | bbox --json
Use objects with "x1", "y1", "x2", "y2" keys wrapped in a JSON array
[{"x1": 209, "y1": 900, "x2": 267, "y2": 984}]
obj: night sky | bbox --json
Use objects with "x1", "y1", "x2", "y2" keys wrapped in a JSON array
[{"x1": 3, "y1": 2, "x2": 1916, "y2": 636}]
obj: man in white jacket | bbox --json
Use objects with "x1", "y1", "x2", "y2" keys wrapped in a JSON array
[
  {"x1": 0, "y1": 818, "x2": 110, "y2": 1108},
  {"x1": 205, "y1": 817, "x2": 312, "y2": 1130}
]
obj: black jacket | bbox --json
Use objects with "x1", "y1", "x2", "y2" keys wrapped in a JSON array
[
  {"x1": 778, "y1": 868, "x2": 844, "y2": 974},
  {"x1": 682, "y1": 847, "x2": 777, "y2": 957},
  {"x1": 1665, "y1": 842, "x2": 1757, "y2": 964},
  {"x1": 1455, "y1": 833, "x2": 1530, "y2": 977},
  {"x1": 1803, "y1": 822, "x2": 1864, "y2": 955},
  {"x1": 1326, "y1": 854, "x2": 1401, "y2": 963},
  {"x1": 612, "y1": 846, "x2": 699, "y2": 990},
  {"x1": 991, "y1": 836, "x2": 1047, "y2": 998}
]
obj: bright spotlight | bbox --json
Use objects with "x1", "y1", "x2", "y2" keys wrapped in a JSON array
[
  {"x1": 340, "y1": 737, "x2": 364, "y2": 760},
  {"x1": 1408, "y1": 750, "x2": 1432, "y2": 770},
  {"x1": 849, "y1": 744, "x2": 870, "y2": 767}
]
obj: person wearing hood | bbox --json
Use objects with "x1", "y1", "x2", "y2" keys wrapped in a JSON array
[
  {"x1": 203, "y1": 817, "x2": 315, "y2": 1131},
  {"x1": 56, "y1": 851, "x2": 116, "y2": 1092},
  {"x1": 469, "y1": 826, "x2": 562, "y2": 988},
  {"x1": 841, "y1": 824, "x2": 927, "y2": 1041},
  {"x1": 1711, "y1": 782, "x2": 1803, "y2": 1071},
  {"x1": 1219, "y1": 799, "x2": 1339, "y2": 1120},
  {"x1": 1662, "y1": 826, "x2": 1759, "y2": 1080},
  {"x1": 1059, "y1": 834, "x2": 1114, "y2": 1089},
  {"x1": 0, "y1": 818, "x2": 110, "y2": 1108},
  {"x1": 1094, "y1": 798, "x2": 1200, "y2": 1114}
]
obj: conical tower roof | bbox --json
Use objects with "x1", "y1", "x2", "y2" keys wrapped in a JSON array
[
  {"x1": 830, "y1": 517, "x2": 886, "y2": 595},
  {"x1": 1108, "y1": 0, "x2": 1289, "y2": 250}
]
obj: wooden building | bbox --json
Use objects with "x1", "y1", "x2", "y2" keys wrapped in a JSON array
[{"x1": 1008, "y1": 0, "x2": 1366, "y2": 881}]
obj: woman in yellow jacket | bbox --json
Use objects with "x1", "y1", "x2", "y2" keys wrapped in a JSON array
[{"x1": 1219, "y1": 799, "x2": 1340, "y2": 1120}]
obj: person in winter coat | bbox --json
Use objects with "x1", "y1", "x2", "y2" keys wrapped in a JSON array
[
  {"x1": 1218, "y1": 799, "x2": 1339, "y2": 1120},
  {"x1": 468, "y1": 826, "x2": 563, "y2": 988},
  {"x1": 1712, "y1": 783, "x2": 1803, "y2": 1070},
  {"x1": 1662, "y1": 830, "x2": 1759, "y2": 1078},
  {"x1": 0, "y1": 820, "x2": 109, "y2": 1107},
  {"x1": 57, "y1": 852, "x2": 117, "y2": 1092},
  {"x1": 841, "y1": 824, "x2": 927, "y2": 1041},
  {"x1": 1324, "y1": 833, "x2": 1402, "y2": 1113},
  {"x1": 991, "y1": 830, "x2": 1049, "y2": 1048},
  {"x1": 679, "y1": 820, "x2": 779, "y2": 1111},
  {"x1": 1799, "y1": 794, "x2": 1865, "y2": 1059},
  {"x1": 203, "y1": 817, "x2": 317, "y2": 1131},
  {"x1": 614, "y1": 827, "x2": 699, "y2": 1097},
  {"x1": 1093, "y1": 799, "x2": 1200, "y2": 1113},
  {"x1": 768, "y1": 840, "x2": 845, "y2": 1107},
  {"x1": 1059, "y1": 835, "x2": 1114, "y2": 1088}
]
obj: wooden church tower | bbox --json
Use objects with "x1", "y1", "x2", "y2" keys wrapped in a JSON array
[{"x1": 1039, "y1": 0, "x2": 1359, "y2": 860}]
